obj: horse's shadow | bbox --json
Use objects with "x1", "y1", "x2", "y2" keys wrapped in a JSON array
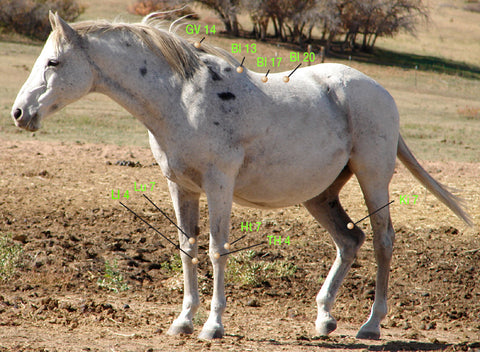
[
  {"x1": 236, "y1": 335, "x2": 480, "y2": 351},
  {"x1": 301, "y1": 340, "x2": 452, "y2": 351}
]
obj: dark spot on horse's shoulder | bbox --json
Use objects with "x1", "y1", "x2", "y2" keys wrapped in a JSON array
[
  {"x1": 208, "y1": 66, "x2": 222, "y2": 81},
  {"x1": 140, "y1": 67, "x2": 147, "y2": 77},
  {"x1": 213, "y1": 121, "x2": 220, "y2": 126},
  {"x1": 225, "y1": 67, "x2": 232, "y2": 72},
  {"x1": 217, "y1": 92, "x2": 236, "y2": 101}
]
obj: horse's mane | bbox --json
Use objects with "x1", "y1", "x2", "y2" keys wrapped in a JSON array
[{"x1": 52, "y1": 16, "x2": 239, "y2": 79}]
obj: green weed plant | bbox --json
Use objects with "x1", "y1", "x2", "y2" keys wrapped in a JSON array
[
  {"x1": 97, "y1": 259, "x2": 129, "y2": 293},
  {"x1": 0, "y1": 234, "x2": 23, "y2": 281},
  {"x1": 226, "y1": 250, "x2": 297, "y2": 287}
]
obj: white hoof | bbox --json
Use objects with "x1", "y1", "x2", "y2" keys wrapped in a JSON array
[
  {"x1": 167, "y1": 318, "x2": 194, "y2": 335},
  {"x1": 316, "y1": 314, "x2": 337, "y2": 335},
  {"x1": 356, "y1": 323, "x2": 381, "y2": 340},
  {"x1": 198, "y1": 323, "x2": 224, "y2": 339}
]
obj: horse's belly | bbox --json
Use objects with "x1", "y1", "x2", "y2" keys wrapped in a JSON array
[{"x1": 233, "y1": 146, "x2": 349, "y2": 208}]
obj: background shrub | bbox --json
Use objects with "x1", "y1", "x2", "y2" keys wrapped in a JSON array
[{"x1": 0, "y1": 0, "x2": 85, "y2": 40}]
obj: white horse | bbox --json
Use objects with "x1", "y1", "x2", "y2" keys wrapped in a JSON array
[{"x1": 12, "y1": 13, "x2": 471, "y2": 340}]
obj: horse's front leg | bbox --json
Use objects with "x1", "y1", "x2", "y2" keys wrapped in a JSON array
[
  {"x1": 166, "y1": 180, "x2": 201, "y2": 335},
  {"x1": 198, "y1": 172, "x2": 235, "y2": 340}
]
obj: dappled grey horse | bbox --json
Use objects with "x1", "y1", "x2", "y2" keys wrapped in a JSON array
[{"x1": 12, "y1": 12, "x2": 471, "y2": 340}]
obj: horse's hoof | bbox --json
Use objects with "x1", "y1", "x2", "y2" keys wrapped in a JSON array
[
  {"x1": 167, "y1": 319, "x2": 194, "y2": 335},
  {"x1": 316, "y1": 317, "x2": 337, "y2": 336},
  {"x1": 356, "y1": 328, "x2": 380, "y2": 340},
  {"x1": 198, "y1": 323, "x2": 224, "y2": 339}
]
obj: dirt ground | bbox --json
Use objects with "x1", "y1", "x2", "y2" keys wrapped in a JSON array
[{"x1": 0, "y1": 139, "x2": 479, "y2": 352}]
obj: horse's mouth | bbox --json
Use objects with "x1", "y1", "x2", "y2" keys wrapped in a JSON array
[{"x1": 18, "y1": 113, "x2": 40, "y2": 132}]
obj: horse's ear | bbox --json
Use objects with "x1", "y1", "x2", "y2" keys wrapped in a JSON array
[
  {"x1": 49, "y1": 11, "x2": 57, "y2": 30},
  {"x1": 54, "y1": 13, "x2": 80, "y2": 44}
]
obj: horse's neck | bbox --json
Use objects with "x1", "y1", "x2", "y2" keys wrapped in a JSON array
[{"x1": 88, "y1": 32, "x2": 182, "y2": 136}]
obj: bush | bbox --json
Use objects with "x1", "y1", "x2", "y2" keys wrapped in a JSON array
[
  {"x1": 128, "y1": 0, "x2": 199, "y2": 19},
  {"x1": 0, "y1": 234, "x2": 23, "y2": 281},
  {"x1": 0, "y1": 0, "x2": 85, "y2": 40}
]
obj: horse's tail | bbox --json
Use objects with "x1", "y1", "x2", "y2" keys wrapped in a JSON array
[{"x1": 397, "y1": 134, "x2": 473, "y2": 226}]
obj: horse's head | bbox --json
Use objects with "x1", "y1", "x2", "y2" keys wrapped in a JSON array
[{"x1": 11, "y1": 12, "x2": 94, "y2": 131}]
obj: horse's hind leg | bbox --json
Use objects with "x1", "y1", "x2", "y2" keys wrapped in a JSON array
[
  {"x1": 166, "y1": 181, "x2": 201, "y2": 335},
  {"x1": 349, "y1": 147, "x2": 396, "y2": 339},
  {"x1": 354, "y1": 176, "x2": 395, "y2": 339},
  {"x1": 303, "y1": 166, "x2": 366, "y2": 336}
]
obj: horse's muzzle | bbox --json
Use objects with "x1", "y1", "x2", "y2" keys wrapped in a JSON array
[{"x1": 12, "y1": 107, "x2": 40, "y2": 131}]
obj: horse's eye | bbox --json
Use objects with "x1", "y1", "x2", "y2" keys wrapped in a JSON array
[{"x1": 47, "y1": 59, "x2": 60, "y2": 67}]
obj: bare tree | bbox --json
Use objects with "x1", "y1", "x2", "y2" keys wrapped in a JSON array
[
  {"x1": 245, "y1": 0, "x2": 318, "y2": 43},
  {"x1": 317, "y1": 0, "x2": 349, "y2": 53},
  {"x1": 339, "y1": 0, "x2": 428, "y2": 51},
  {"x1": 188, "y1": 0, "x2": 240, "y2": 35},
  {"x1": 368, "y1": 0, "x2": 428, "y2": 50},
  {"x1": 242, "y1": 0, "x2": 271, "y2": 40},
  {"x1": 284, "y1": 0, "x2": 317, "y2": 44}
]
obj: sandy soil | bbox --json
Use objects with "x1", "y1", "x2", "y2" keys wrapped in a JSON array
[{"x1": 0, "y1": 139, "x2": 479, "y2": 351}]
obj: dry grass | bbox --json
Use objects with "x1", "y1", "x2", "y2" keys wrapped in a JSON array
[{"x1": 376, "y1": 0, "x2": 480, "y2": 68}]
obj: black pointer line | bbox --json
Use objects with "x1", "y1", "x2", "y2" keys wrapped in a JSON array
[
  {"x1": 288, "y1": 63, "x2": 302, "y2": 78},
  {"x1": 143, "y1": 194, "x2": 191, "y2": 240},
  {"x1": 220, "y1": 242, "x2": 264, "y2": 256},
  {"x1": 199, "y1": 37, "x2": 205, "y2": 44},
  {"x1": 240, "y1": 57, "x2": 245, "y2": 67},
  {"x1": 354, "y1": 200, "x2": 395, "y2": 225},
  {"x1": 265, "y1": 69, "x2": 270, "y2": 77},
  {"x1": 119, "y1": 202, "x2": 193, "y2": 259},
  {"x1": 230, "y1": 234, "x2": 247, "y2": 246}
]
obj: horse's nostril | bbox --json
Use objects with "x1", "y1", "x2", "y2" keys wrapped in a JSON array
[{"x1": 13, "y1": 108, "x2": 23, "y2": 120}]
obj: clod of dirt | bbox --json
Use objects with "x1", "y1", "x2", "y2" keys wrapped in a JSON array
[
  {"x1": 246, "y1": 298, "x2": 261, "y2": 307},
  {"x1": 12, "y1": 234, "x2": 28, "y2": 243},
  {"x1": 115, "y1": 160, "x2": 142, "y2": 167},
  {"x1": 38, "y1": 170, "x2": 50, "y2": 177}
]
